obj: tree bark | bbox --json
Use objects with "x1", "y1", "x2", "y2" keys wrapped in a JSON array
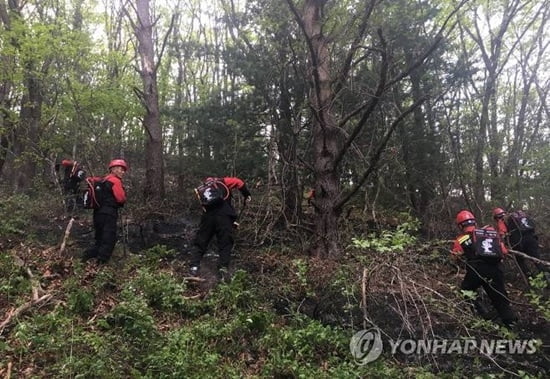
[
  {"x1": 301, "y1": 0, "x2": 341, "y2": 258},
  {"x1": 131, "y1": 0, "x2": 165, "y2": 201}
]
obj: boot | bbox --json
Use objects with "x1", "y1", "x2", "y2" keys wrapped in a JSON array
[{"x1": 189, "y1": 266, "x2": 200, "y2": 277}]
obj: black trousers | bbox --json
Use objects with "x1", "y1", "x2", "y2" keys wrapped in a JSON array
[
  {"x1": 190, "y1": 211, "x2": 234, "y2": 269},
  {"x1": 85, "y1": 213, "x2": 118, "y2": 262},
  {"x1": 461, "y1": 261, "x2": 516, "y2": 324}
]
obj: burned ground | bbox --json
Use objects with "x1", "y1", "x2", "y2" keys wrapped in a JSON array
[{"x1": 1, "y1": 199, "x2": 549, "y2": 377}]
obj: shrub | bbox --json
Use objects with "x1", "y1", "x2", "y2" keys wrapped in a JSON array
[{"x1": 129, "y1": 267, "x2": 186, "y2": 311}]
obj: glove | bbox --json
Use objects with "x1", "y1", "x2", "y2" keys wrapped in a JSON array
[{"x1": 245, "y1": 195, "x2": 251, "y2": 203}]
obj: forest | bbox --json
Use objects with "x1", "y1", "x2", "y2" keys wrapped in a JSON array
[{"x1": 0, "y1": 0, "x2": 549, "y2": 377}]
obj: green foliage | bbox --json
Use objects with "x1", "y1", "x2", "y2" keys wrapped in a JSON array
[
  {"x1": 12, "y1": 312, "x2": 74, "y2": 359},
  {"x1": 128, "y1": 267, "x2": 186, "y2": 312},
  {"x1": 460, "y1": 289, "x2": 478, "y2": 301},
  {"x1": 62, "y1": 277, "x2": 94, "y2": 316},
  {"x1": 92, "y1": 267, "x2": 118, "y2": 292},
  {"x1": 141, "y1": 245, "x2": 179, "y2": 264},
  {"x1": 351, "y1": 217, "x2": 420, "y2": 253},
  {"x1": 205, "y1": 269, "x2": 258, "y2": 311},
  {"x1": 143, "y1": 327, "x2": 231, "y2": 378},
  {"x1": 0, "y1": 194, "x2": 31, "y2": 238},
  {"x1": 292, "y1": 258, "x2": 314, "y2": 296},
  {"x1": 67, "y1": 287, "x2": 94, "y2": 316},
  {"x1": 103, "y1": 294, "x2": 157, "y2": 341},
  {"x1": 259, "y1": 314, "x2": 367, "y2": 377},
  {"x1": 0, "y1": 252, "x2": 31, "y2": 299},
  {"x1": 526, "y1": 273, "x2": 550, "y2": 320}
]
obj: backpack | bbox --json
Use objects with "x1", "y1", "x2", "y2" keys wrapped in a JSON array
[
  {"x1": 83, "y1": 177, "x2": 107, "y2": 209},
  {"x1": 508, "y1": 210, "x2": 535, "y2": 232},
  {"x1": 472, "y1": 227, "x2": 503, "y2": 261},
  {"x1": 194, "y1": 178, "x2": 229, "y2": 206}
]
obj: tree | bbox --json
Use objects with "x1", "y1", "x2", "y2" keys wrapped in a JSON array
[
  {"x1": 446, "y1": 0, "x2": 550, "y2": 216},
  {"x1": 286, "y1": 0, "x2": 464, "y2": 257},
  {"x1": 220, "y1": 0, "x2": 309, "y2": 224},
  {"x1": 125, "y1": 0, "x2": 169, "y2": 201}
]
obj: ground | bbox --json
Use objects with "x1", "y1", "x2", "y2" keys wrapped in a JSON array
[{"x1": 1, "y1": 206, "x2": 549, "y2": 376}]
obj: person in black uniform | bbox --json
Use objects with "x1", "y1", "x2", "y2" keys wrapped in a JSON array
[
  {"x1": 505, "y1": 210, "x2": 545, "y2": 278},
  {"x1": 189, "y1": 176, "x2": 251, "y2": 279},
  {"x1": 452, "y1": 210, "x2": 516, "y2": 327},
  {"x1": 56, "y1": 159, "x2": 86, "y2": 210},
  {"x1": 82, "y1": 159, "x2": 127, "y2": 264}
]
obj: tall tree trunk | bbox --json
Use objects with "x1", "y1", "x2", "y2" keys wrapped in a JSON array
[
  {"x1": 278, "y1": 75, "x2": 302, "y2": 224},
  {"x1": 130, "y1": 0, "x2": 165, "y2": 201},
  {"x1": 14, "y1": 72, "x2": 43, "y2": 190},
  {"x1": 302, "y1": 0, "x2": 341, "y2": 258},
  {"x1": 0, "y1": 0, "x2": 12, "y2": 180},
  {"x1": 0, "y1": 0, "x2": 46, "y2": 191},
  {"x1": 288, "y1": 0, "x2": 459, "y2": 257}
]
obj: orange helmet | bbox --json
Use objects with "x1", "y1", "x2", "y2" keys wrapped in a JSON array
[
  {"x1": 492, "y1": 207, "x2": 506, "y2": 219},
  {"x1": 108, "y1": 159, "x2": 128, "y2": 171},
  {"x1": 456, "y1": 210, "x2": 476, "y2": 230}
]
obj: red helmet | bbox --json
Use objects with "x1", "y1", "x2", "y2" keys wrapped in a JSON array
[
  {"x1": 492, "y1": 207, "x2": 506, "y2": 219},
  {"x1": 108, "y1": 159, "x2": 128, "y2": 171},
  {"x1": 456, "y1": 210, "x2": 476, "y2": 229}
]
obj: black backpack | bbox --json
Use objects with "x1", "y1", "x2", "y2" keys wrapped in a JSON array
[
  {"x1": 83, "y1": 177, "x2": 107, "y2": 209},
  {"x1": 194, "y1": 178, "x2": 229, "y2": 206},
  {"x1": 472, "y1": 227, "x2": 503, "y2": 261},
  {"x1": 507, "y1": 210, "x2": 535, "y2": 232}
]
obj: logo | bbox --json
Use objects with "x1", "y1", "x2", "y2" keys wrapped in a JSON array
[
  {"x1": 349, "y1": 328, "x2": 383, "y2": 365},
  {"x1": 481, "y1": 238, "x2": 494, "y2": 253},
  {"x1": 349, "y1": 330, "x2": 539, "y2": 365},
  {"x1": 203, "y1": 188, "x2": 216, "y2": 201}
]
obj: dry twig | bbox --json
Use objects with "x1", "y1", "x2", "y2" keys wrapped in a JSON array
[
  {"x1": 59, "y1": 217, "x2": 75, "y2": 257},
  {"x1": 508, "y1": 248, "x2": 550, "y2": 267},
  {"x1": 0, "y1": 294, "x2": 53, "y2": 335},
  {"x1": 182, "y1": 276, "x2": 206, "y2": 282}
]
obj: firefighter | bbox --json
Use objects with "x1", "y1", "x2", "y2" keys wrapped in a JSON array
[{"x1": 452, "y1": 210, "x2": 517, "y2": 327}]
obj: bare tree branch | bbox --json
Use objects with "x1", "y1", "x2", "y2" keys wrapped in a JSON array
[{"x1": 336, "y1": 96, "x2": 427, "y2": 210}]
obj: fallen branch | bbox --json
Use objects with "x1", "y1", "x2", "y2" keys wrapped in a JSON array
[
  {"x1": 508, "y1": 249, "x2": 550, "y2": 267},
  {"x1": 183, "y1": 294, "x2": 202, "y2": 300},
  {"x1": 59, "y1": 217, "x2": 75, "y2": 257},
  {"x1": 26, "y1": 267, "x2": 40, "y2": 300},
  {"x1": 1, "y1": 253, "x2": 51, "y2": 335},
  {"x1": 361, "y1": 268, "x2": 368, "y2": 330},
  {"x1": 0, "y1": 294, "x2": 53, "y2": 335},
  {"x1": 509, "y1": 255, "x2": 530, "y2": 286},
  {"x1": 183, "y1": 276, "x2": 206, "y2": 282}
]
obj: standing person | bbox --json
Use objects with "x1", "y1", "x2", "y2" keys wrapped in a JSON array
[
  {"x1": 451, "y1": 210, "x2": 517, "y2": 327},
  {"x1": 492, "y1": 207, "x2": 508, "y2": 239},
  {"x1": 189, "y1": 176, "x2": 251, "y2": 279},
  {"x1": 82, "y1": 159, "x2": 127, "y2": 264},
  {"x1": 56, "y1": 159, "x2": 86, "y2": 195},
  {"x1": 56, "y1": 159, "x2": 86, "y2": 210},
  {"x1": 505, "y1": 209, "x2": 545, "y2": 278}
]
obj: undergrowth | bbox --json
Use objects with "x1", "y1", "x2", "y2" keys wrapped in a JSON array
[
  {"x1": 0, "y1": 195, "x2": 548, "y2": 378},
  {"x1": 0, "y1": 245, "x2": 407, "y2": 378}
]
